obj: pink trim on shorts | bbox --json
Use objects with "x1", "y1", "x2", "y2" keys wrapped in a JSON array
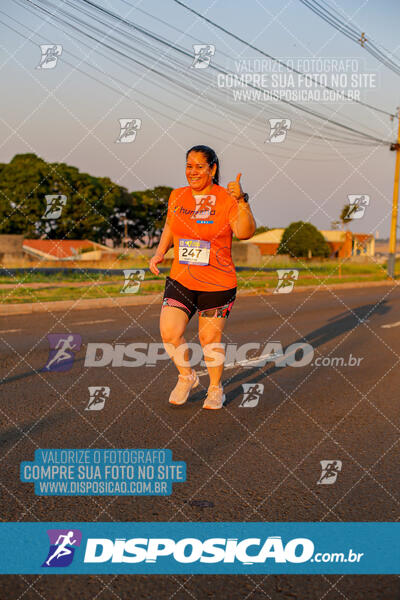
[
  {"x1": 162, "y1": 297, "x2": 190, "y2": 312},
  {"x1": 198, "y1": 300, "x2": 234, "y2": 318}
]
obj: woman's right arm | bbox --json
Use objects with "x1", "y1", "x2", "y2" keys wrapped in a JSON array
[{"x1": 149, "y1": 218, "x2": 173, "y2": 275}]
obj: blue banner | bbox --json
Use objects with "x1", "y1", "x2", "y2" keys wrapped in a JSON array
[
  {"x1": 20, "y1": 449, "x2": 186, "y2": 496},
  {"x1": 0, "y1": 522, "x2": 398, "y2": 574}
]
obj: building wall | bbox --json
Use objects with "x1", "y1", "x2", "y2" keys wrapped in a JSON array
[
  {"x1": 251, "y1": 230, "x2": 361, "y2": 258},
  {"x1": 231, "y1": 242, "x2": 262, "y2": 265},
  {"x1": 0, "y1": 235, "x2": 24, "y2": 253},
  {"x1": 0, "y1": 234, "x2": 25, "y2": 264},
  {"x1": 333, "y1": 231, "x2": 353, "y2": 258},
  {"x1": 353, "y1": 236, "x2": 375, "y2": 257},
  {"x1": 253, "y1": 243, "x2": 280, "y2": 255}
]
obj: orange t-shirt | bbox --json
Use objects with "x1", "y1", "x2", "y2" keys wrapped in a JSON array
[{"x1": 167, "y1": 184, "x2": 239, "y2": 291}]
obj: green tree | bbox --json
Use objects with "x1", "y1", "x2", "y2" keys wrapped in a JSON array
[
  {"x1": 0, "y1": 153, "x2": 130, "y2": 242},
  {"x1": 278, "y1": 221, "x2": 330, "y2": 258},
  {"x1": 126, "y1": 186, "x2": 171, "y2": 248},
  {"x1": 0, "y1": 154, "x2": 171, "y2": 246}
]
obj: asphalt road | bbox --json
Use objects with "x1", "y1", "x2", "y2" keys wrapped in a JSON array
[{"x1": 1, "y1": 283, "x2": 400, "y2": 599}]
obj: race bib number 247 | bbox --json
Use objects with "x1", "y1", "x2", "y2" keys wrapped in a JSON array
[{"x1": 178, "y1": 239, "x2": 210, "y2": 266}]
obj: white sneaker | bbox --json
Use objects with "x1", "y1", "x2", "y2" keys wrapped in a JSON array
[
  {"x1": 203, "y1": 384, "x2": 225, "y2": 410},
  {"x1": 169, "y1": 370, "x2": 199, "y2": 405}
]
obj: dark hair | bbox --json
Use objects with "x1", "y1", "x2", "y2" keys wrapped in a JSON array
[{"x1": 186, "y1": 145, "x2": 220, "y2": 185}]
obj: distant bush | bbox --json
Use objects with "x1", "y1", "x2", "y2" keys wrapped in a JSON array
[{"x1": 278, "y1": 221, "x2": 330, "y2": 258}]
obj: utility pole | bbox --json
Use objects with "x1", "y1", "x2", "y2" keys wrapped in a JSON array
[{"x1": 388, "y1": 109, "x2": 400, "y2": 278}]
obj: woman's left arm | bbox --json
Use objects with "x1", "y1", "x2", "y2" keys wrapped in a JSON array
[{"x1": 227, "y1": 173, "x2": 256, "y2": 240}]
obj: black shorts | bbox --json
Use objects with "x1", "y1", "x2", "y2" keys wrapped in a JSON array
[{"x1": 162, "y1": 276, "x2": 236, "y2": 321}]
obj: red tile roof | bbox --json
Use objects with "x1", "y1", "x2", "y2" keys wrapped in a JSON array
[{"x1": 23, "y1": 239, "x2": 96, "y2": 259}]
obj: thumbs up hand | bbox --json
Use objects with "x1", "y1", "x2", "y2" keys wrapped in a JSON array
[{"x1": 227, "y1": 173, "x2": 243, "y2": 200}]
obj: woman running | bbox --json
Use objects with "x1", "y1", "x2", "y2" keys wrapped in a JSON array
[{"x1": 149, "y1": 145, "x2": 256, "y2": 409}]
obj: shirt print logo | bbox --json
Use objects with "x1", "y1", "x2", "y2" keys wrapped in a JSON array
[{"x1": 191, "y1": 195, "x2": 216, "y2": 220}]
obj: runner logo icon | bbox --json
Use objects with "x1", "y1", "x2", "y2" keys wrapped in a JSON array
[
  {"x1": 42, "y1": 529, "x2": 82, "y2": 567},
  {"x1": 42, "y1": 195, "x2": 67, "y2": 220},
  {"x1": 239, "y1": 383, "x2": 264, "y2": 407},
  {"x1": 121, "y1": 269, "x2": 145, "y2": 294},
  {"x1": 346, "y1": 195, "x2": 370, "y2": 219},
  {"x1": 42, "y1": 334, "x2": 82, "y2": 372},
  {"x1": 191, "y1": 44, "x2": 215, "y2": 69},
  {"x1": 274, "y1": 269, "x2": 299, "y2": 294},
  {"x1": 317, "y1": 460, "x2": 342, "y2": 485},
  {"x1": 116, "y1": 119, "x2": 141, "y2": 143},
  {"x1": 36, "y1": 44, "x2": 62, "y2": 69},
  {"x1": 86, "y1": 386, "x2": 110, "y2": 411},
  {"x1": 266, "y1": 118, "x2": 291, "y2": 143}
]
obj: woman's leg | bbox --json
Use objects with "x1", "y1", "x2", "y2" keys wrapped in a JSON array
[
  {"x1": 160, "y1": 306, "x2": 192, "y2": 376},
  {"x1": 198, "y1": 314, "x2": 227, "y2": 386}
]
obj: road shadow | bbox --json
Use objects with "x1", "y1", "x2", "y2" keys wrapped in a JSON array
[
  {"x1": 208, "y1": 299, "x2": 391, "y2": 406},
  {"x1": 0, "y1": 300, "x2": 391, "y2": 401},
  {"x1": 0, "y1": 355, "x2": 88, "y2": 386},
  {"x1": 0, "y1": 410, "x2": 72, "y2": 450}
]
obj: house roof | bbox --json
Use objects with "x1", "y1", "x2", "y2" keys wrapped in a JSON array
[
  {"x1": 320, "y1": 230, "x2": 347, "y2": 243},
  {"x1": 242, "y1": 229, "x2": 285, "y2": 243},
  {"x1": 244, "y1": 229, "x2": 368, "y2": 245},
  {"x1": 23, "y1": 239, "x2": 112, "y2": 260}
]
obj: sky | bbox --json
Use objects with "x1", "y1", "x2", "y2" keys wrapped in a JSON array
[{"x1": 1, "y1": 0, "x2": 400, "y2": 236}]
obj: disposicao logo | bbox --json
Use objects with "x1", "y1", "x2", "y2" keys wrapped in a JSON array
[
  {"x1": 83, "y1": 536, "x2": 314, "y2": 564},
  {"x1": 42, "y1": 529, "x2": 82, "y2": 567}
]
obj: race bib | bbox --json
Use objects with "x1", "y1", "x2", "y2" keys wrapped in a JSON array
[{"x1": 179, "y1": 239, "x2": 210, "y2": 266}]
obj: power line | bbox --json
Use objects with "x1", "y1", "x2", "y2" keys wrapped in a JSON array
[
  {"x1": 5, "y1": 7, "x2": 365, "y2": 162},
  {"x1": 172, "y1": 0, "x2": 397, "y2": 119},
  {"x1": 6, "y1": 6, "x2": 375, "y2": 159},
  {"x1": 75, "y1": 0, "x2": 393, "y2": 143},
  {"x1": 115, "y1": 0, "x2": 391, "y2": 142},
  {"x1": 18, "y1": 0, "x2": 393, "y2": 146},
  {"x1": 298, "y1": 0, "x2": 400, "y2": 77}
]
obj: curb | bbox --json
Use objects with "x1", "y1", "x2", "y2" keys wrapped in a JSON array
[
  {"x1": 0, "y1": 293, "x2": 164, "y2": 316},
  {"x1": 238, "y1": 279, "x2": 399, "y2": 296},
  {"x1": 1, "y1": 279, "x2": 398, "y2": 316}
]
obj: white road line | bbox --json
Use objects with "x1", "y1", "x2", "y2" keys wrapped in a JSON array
[
  {"x1": 197, "y1": 352, "x2": 282, "y2": 376},
  {"x1": 71, "y1": 319, "x2": 115, "y2": 325},
  {"x1": 381, "y1": 321, "x2": 400, "y2": 329}
]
